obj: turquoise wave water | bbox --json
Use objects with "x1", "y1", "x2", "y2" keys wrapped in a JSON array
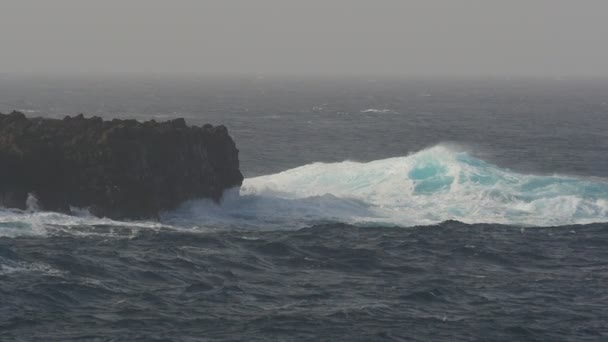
[{"x1": 234, "y1": 145, "x2": 608, "y2": 227}]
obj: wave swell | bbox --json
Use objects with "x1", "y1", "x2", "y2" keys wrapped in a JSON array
[{"x1": 164, "y1": 145, "x2": 608, "y2": 229}]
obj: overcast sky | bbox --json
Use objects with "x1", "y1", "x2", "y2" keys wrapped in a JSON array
[{"x1": 1, "y1": 0, "x2": 607, "y2": 77}]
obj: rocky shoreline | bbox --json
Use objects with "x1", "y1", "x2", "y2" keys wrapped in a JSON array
[{"x1": 0, "y1": 111, "x2": 243, "y2": 219}]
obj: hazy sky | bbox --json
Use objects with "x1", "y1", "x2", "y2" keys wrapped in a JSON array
[{"x1": 1, "y1": 0, "x2": 607, "y2": 76}]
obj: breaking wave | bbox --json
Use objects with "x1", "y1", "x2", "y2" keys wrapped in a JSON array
[
  {"x1": 164, "y1": 145, "x2": 608, "y2": 229},
  {"x1": 2, "y1": 145, "x2": 608, "y2": 236}
]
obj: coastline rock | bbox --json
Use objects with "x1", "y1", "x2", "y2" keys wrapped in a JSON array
[{"x1": 0, "y1": 111, "x2": 243, "y2": 219}]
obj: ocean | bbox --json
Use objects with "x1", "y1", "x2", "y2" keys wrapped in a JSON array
[{"x1": 1, "y1": 74, "x2": 607, "y2": 341}]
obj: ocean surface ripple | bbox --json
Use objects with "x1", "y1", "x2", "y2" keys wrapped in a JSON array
[{"x1": 2, "y1": 221, "x2": 607, "y2": 341}]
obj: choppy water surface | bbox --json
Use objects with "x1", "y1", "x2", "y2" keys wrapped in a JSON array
[
  {"x1": 1, "y1": 75, "x2": 608, "y2": 341},
  {"x1": 2, "y1": 222, "x2": 608, "y2": 341}
]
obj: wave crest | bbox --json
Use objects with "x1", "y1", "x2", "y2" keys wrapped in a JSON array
[{"x1": 163, "y1": 145, "x2": 608, "y2": 229}]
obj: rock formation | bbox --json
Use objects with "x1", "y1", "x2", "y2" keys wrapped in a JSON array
[{"x1": 0, "y1": 111, "x2": 243, "y2": 219}]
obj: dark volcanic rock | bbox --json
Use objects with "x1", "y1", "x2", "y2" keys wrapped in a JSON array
[{"x1": 0, "y1": 111, "x2": 243, "y2": 219}]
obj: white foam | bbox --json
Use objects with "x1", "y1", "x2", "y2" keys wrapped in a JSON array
[
  {"x1": 16, "y1": 109, "x2": 41, "y2": 114},
  {"x1": 361, "y1": 109, "x2": 399, "y2": 114},
  {"x1": 0, "y1": 208, "x2": 166, "y2": 238},
  {"x1": 162, "y1": 145, "x2": 608, "y2": 229}
]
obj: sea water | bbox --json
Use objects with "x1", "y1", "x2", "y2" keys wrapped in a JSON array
[{"x1": 1, "y1": 75, "x2": 607, "y2": 341}]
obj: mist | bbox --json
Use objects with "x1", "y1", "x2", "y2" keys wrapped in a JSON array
[{"x1": 1, "y1": 0, "x2": 607, "y2": 77}]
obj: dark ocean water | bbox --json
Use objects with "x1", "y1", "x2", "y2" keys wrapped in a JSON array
[
  {"x1": 3, "y1": 222, "x2": 608, "y2": 341},
  {"x1": 1, "y1": 75, "x2": 608, "y2": 341}
]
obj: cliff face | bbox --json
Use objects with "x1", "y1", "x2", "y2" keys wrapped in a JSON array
[{"x1": 0, "y1": 111, "x2": 243, "y2": 219}]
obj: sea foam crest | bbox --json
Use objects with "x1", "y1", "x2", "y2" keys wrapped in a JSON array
[
  {"x1": 360, "y1": 108, "x2": 399, "y2": 114},
  {"x1": 164, "y1": 145, "x2": 608, "y2": 229},
  {"x1": 0, "y1": 208, "x2": 166, "y2": 238}
]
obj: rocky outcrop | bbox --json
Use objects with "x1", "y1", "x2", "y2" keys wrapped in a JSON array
[{"x1": 0, "y1": 111, "x2": 243, "y2": 219}]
